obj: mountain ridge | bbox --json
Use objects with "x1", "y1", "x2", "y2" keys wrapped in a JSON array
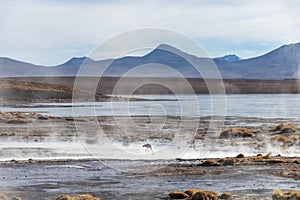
[{"x1": 1, "y1": 42, "x2": 300, "y2": 79}]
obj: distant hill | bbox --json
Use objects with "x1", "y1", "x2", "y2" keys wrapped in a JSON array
[
  {"x1": 215, "y1": 54, "x2": 241, "y2": 62},
  {"x1": 1, "y1": 42, "x2": 300, "y2": 80}
]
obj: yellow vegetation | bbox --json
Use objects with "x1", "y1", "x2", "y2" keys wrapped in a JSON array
[
  {"x1": 55, "y1": 195, "x2": 73, "y2": 200},
  {"x1": 0, "y1": 195, "x2": 21, "y2": 200},
  {"x1": 220, "y1": 127, "x2": 254, "y2": 138},
  {"x1": 11, "y1": 197, "x2": 21, "y2": 200},
  {"x1": 191, "y1": 190, "x2": 218, "y2": 200},
  {"x1": 262, "y1": 152, "x2": 272, "y2": 159},
  {"x1": 170, "y1": 189, "x2": 219, "y2": 200},
  {"x1": 184, "y1": 189, "x2": 201, "y2": 197},
  {"x1": 0, "y1": 194, "x2": 7, "y2": 200},
  {"x1": 272, "y1": 135, "x2": 292, "y2": 145},
  {"x1": 55, "y1": 194, "x2": 100, "y2": 200},
  {"x1": 201, "y1": 160, "x2": 223, "y2": 166},
  {"x1": 169, "y1": 191, "x2": 190, "y2": 199},
  {"x1": 73, "y1": 194, "x2": 99, "y2": 200},
  {"x1": 0, "y1": 110, "x2": 50, "y2": 124},
  {"x1": 275, "y1": 122, "x2": 297, "y2": 133},
  {"x1": 217, "y1": 158, "x2": 236, "y2": 166},
  {"x1": 272, "y1": 189, "x2": 300, "y2": 199}
]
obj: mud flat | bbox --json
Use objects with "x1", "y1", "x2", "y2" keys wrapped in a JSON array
[{"x1": 0, "y1": 111, "x2": 299, "y2": 199}]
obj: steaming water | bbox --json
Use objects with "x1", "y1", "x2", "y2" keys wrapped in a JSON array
[
  {"x1": 1, "y1": 94, "x2": 300, "y2": 118},
  {"x1": 1, "y1": 94, "x2": 300, "y2": 162}
]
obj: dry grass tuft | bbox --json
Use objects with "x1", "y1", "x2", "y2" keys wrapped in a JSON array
[
  {"x1": 272, "y1": 189, "x2": 300, "y2": 199},
  {"x1": 55, "y1": 194, "x2": 73, "y2": 200},
  {"x1": 192, "y1": 190, "x2": 218, "y2": 200},
  {"x1": 220, "y1": 127, "x2": 254, "y2": 138},
  {"x1": 169, "y1": 191, "x2": 190, "y2": 199},
  {"x1": 73, "y1": 194, "x2": 99, "y2": 200},
  {"x1": 172, "y1": 189, "x2": 219, "y2": 200},
  {"x1": 0, "y1": 194, "x2": 7, "y2": 200},
  {"x1": 185, "y1": 189, "x2": 200, "y2": 197},
  {"x1": 272, "y1": 135, "x2": 292, "y2": 145},
  {"x1": 290, "y1": 135, "x2": 300, "y2": 144},
  {"x1": 0, "y1": 194, "x2": 21, "y2": 200},
  {"x1": 293, "y1": 160, "x2": 300, "y2": 164},
  {"x1": 262, "y1": 152, "x2": 272, "y2": 159},
  {"x1": 217, "y1": 158, "x2": 236, "y2": 166},
  {"x1": 55, "y1": 194, "x2": 100, "y2": 200},
  {"x1": 275, "y1": 122, "x2": 297, "y2": 133},
  {"x1": 201, "y1": 160, "x2": 223, "y2": 166},
  {"x1": 0, "y1": 110, "x2": 50, "y2": 124},
  {"x1": 6, "y1": 118, "x2": 32, "y2": 124},
  {"x1": 11, "y1": 197, "x2": 21, "y2": 200}
]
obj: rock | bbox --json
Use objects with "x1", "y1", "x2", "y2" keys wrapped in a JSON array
[
  {"x1": 236, "y1": 153, "x2": 245, "y2": 158},
  {"x1": 219, "y1": 192, "x2": 233, "y2": 199},
  {"x1": 169, "y1": 191, "x2": 190, "y2": 199}
]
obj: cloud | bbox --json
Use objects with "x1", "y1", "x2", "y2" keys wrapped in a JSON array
[{"x1": 0, "y1": 0, "x2": 299, "y2": 65}]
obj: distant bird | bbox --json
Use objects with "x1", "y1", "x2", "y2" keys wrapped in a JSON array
[{"x1": 142, "y1": 143, "x2": 153, "y2": 153}]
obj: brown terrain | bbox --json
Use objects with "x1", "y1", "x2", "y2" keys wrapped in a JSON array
[
  {"x1": 0, "y1": 78, "x2": 141, "y2": 102},
  {"x1": 1, "y1": 77, "x2": 300, "y2": 95}
]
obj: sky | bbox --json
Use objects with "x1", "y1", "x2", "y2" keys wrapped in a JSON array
[{"x1": 0, "y1": 0, "x2": 300, "y2": 66}]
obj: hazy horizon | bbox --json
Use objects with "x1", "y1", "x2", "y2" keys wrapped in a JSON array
[{"x1": 1, "y1": 0, "x2": 300, "y2": 65}]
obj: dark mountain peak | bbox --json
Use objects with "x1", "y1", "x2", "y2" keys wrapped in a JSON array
[
  {"x1": 156, "y1": 43, "x2": 178, "y2": 51},
  {"x1": 144, "y1": 43, "x2": 199, "y2": 62},
  {"x1": 63, "y1": 56, "x2": 94, "y2": 66},
  {"x1": 215, "y1": 54, "x2": 241, "y2": 62},
  {"x1": 147, "y1": 44, "x2": 185, "y2": 55}
]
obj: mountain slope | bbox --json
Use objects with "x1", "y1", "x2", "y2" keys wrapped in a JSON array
[
  {"x1": 217, "y1": 43, "x2": 300, "y2": 79},
  {"x1": 0, "y1": 42, "x2": 300, "y2": 79}
]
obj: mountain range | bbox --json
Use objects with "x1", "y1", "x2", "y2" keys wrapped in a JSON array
[{"x1": 1, "y1": 42, "x2": 300, "y2": 80}]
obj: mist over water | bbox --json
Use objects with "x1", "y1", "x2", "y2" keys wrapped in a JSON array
[{"x1": 0, "y1": 94, "x2": 300, "y2": 163}]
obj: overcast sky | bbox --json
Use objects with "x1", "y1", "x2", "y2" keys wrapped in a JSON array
[{"x1": 1, "y1": 0, "x2": 300, "y2": 65}]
